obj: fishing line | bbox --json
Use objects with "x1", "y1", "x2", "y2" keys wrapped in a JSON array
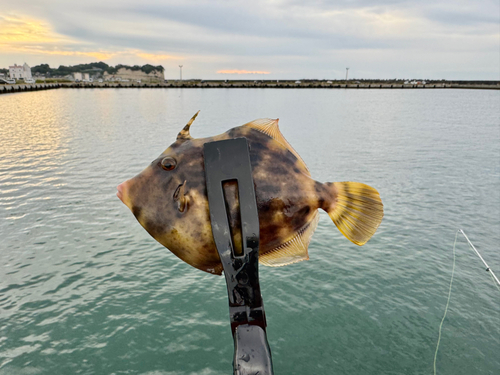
[
  {"x1": 433, "y1": 230, "x2": 458, "y2": 375},
  {"x1": 433, "y1": 229, "x2": 499, "y2": 375},
  {"x1": 489, "y1": 271, "x2": 500, "y2": 293}
]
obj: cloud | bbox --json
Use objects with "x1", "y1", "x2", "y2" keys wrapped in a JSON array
[
  {"x1": 31, "y1": 50, "x2": 115, "y2": 60},
  {"x1": 135, "y1": 52, "x2": 177, "y2": 62},
  {"x1": 0, "y1": 14, "x2": 179, "y2": 66},
  {"x1": 1, "y1": 1, "x2": 498, "y2": 79},
  {"x1": 0, "y1": 14, "x2": 67, "y2": 44},
  {"x1": 217, "y1": 70, "x2": 270, "y2": 74}
]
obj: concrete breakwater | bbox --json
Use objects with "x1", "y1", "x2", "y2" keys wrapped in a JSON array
[
  {"x1": 1, "y1": 81, "x2": 499, "y2": 95},
  {"x1": 160, "y1": 81, "x2": 500, "y2": 89},
  {"x1": 0, "y1": 83, "x2": 62, "y2": 94}
]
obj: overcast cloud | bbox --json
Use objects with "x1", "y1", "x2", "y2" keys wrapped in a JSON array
[{"x1": 1, "y1": 0, "x2": 498, "y2": 79}]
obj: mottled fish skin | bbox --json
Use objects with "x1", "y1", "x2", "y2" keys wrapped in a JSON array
[
  {"x1": 119, "y1": 116, "x2": 384, "y2": 275},
  {"x1": 120, "y1": 122, "x2": 328, "y2": 275}
]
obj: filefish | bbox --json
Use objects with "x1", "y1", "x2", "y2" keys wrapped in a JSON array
[{"x1": 117, "y1": 112, "x2": 383, "y2": 275}]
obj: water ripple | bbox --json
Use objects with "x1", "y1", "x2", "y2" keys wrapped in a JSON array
[{"x1": 1, "y1": 89, "x2": 499, "y2": 375}]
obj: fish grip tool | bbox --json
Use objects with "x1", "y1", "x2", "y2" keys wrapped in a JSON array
[{"x1": 203, "y1": 138, "x2": 274, "y2": 375}]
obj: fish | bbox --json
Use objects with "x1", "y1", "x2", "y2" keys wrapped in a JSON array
[{"x1": 117, "y1": 112, "x2": 383, "y2": 275}]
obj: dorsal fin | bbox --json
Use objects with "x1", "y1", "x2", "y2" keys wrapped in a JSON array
[
  {"x1": 259, "y1": 211, "x2": 319, "y2": 267},
  {"x1": 243, "y1": 118, "x2": 310, "y2": 175}
]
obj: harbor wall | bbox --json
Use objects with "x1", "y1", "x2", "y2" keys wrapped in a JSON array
[{"x1": 1, "y1": 81, "x2": 499, "y2": 95}]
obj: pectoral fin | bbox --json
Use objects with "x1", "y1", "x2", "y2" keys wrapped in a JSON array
[{"x1": 173, "y1": 180, "x2": 188, "y2": 213}]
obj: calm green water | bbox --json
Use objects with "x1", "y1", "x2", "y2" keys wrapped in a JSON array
[{"x1": 1, "y1": 88, "x2": 499, "y2": 375}]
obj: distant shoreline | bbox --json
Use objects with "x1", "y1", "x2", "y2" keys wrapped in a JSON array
[{"x1": 1, "y1": 80, "x2": 499, "y2": 95}]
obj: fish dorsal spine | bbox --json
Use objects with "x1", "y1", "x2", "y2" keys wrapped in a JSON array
[{"x1": 177, "y1": 111, "x2": 200, "y2": 141}]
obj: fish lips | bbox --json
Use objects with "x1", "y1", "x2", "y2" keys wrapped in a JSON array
[
  {"x1": 116, "y1": 182, "x2": 126, "y2": 203},
  {"x1": 116, "y1": 180, "x2": 133, "y2": 210},
  {"x1": 117, "y1": 179, "x2": 144, "y2": 225}
]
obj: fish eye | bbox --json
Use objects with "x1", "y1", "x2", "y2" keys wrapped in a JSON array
[{"x1": 160, "y1": 157, "x2": 177, "y2": 171}]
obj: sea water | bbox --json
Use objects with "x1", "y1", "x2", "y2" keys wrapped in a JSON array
[{"x1": 1, "y1": 88, "x2": 499, "y2": 374}]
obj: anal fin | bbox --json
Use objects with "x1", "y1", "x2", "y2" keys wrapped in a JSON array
[{"x1": 259, "y1": 212, "x2": 319, "y2": 267}]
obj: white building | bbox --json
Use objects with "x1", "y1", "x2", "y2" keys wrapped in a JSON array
[
  {"x1": 73, "y1": 72, "x2": 91, "y2": 81},
  {"x1": 9, "y1": 63, "x2": 32, "y2": 80}
]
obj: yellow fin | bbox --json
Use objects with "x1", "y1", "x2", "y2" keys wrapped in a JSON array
[
  {"x1": 259, "y1": 211, "x2": 319, "y2": 267},
  {"x1": 244, "y1": 118, "x2": 310, "y2": 175},
  {"x1": 325, "y1": 182, "x2": 383, "y2": 246}
]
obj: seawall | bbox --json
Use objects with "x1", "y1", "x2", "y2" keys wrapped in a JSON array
[{"x1": 1, "y1": 81, "x2": 499, "y2": 95}]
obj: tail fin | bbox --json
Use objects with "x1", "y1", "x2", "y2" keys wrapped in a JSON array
[{"x1": 324, "y1": 182, "x2": 383, "y2": 246}]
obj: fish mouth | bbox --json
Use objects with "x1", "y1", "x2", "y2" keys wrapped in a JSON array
[
  {"x1": 116, "y1": 180, "x2": 132, "y2": 210},
  {"x1": 117, "y1": 183, "x2": 125, "y2": 202}
]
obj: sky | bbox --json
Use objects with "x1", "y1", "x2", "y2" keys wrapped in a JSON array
[{"x1": 1, "y1": 0, "x2": 499, "y2": 80}]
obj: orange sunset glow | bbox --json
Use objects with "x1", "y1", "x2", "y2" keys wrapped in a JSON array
[{"x1": 217, "y1": 70, "x2": 271, "y2": 75}]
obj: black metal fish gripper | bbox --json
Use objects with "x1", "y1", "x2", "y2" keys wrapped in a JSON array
[{"x1": 203, "y1": 138, "x2": 274, "y2": 375}]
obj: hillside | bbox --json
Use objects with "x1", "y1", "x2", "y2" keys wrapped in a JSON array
[{"x1": 29, "y1": 62, "x2": 164, "y2": 77}]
